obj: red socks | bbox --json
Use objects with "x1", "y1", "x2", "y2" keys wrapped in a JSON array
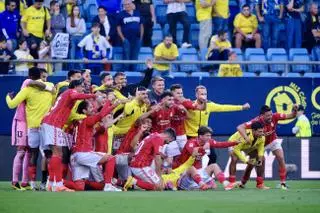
[
  {"x1": 103, "y1": 157, "x2": 115, "y2": 184},
  {"x1": 62, "y1": 164, "x2": 69, "y2": 179},
  {"x1": 28, "y1": 165, "x2": 36, "y2": 181},
  {"x1": 85, "y1": 180, "x2": 104, "y2": 190},
  {"x1": 229, "y1": 175, "x2": 236, "y2": 183},
  {"x1": 279, "y1": 167, "x2": 287, "y2": 183},
  {"x1": 192, "y1": 174, "x2": 202, "y2": 184},
  {"x1": 256, "y1": 176, "x2": 264, "y2": 186},
  {"x1": 217, "y1": 172, "x2": 225, "y2": 183},
  {"x1": 63, "y1": 180, "x2": 85, "y2": 191},
  {"x1": 49, "y1": 155, "x2": 63, "y2": 182}
]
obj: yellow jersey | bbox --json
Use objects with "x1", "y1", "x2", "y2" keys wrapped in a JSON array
[
  {"x1": 218, "y1": 64, "x2": 243, "y2": 77},
  {"x1": 6, "y1": 81, "x2": 54, "y2": 128},
  {"x1": 294, "y1": 115, "x2": 312, "y2": 137},
  {"x1": 233, "y1": 13, "x2": 258, "y2": 34},
  {"x1": 229, "y1": 129, "x2": 265, "y2": 163},
  {"x1": 207, "y1": 35, "x2": 231, "y2": 57},
  {"x1": 185, "y1": 101, "x2": 243, "y2": 137},
  {"x1": 0, "y1": 1, "x2": 4, "y2": 13},
  {"x1": 212, "y1": 0, "x2": 229, "y2": 18},
  {"x1": 195, "y1": 0, "x2": 212, "y2": 21},
  {"x1": 114, "y1": 99, "x2": 148, "y2": 135},
  {"x1": 21, "y1": 6, "x2": 51, "y2": 38},
  {"x1": 154, "y1": 42, "x2": 179, "y2": 71}
]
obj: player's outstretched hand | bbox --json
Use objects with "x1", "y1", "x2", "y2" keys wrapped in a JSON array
[
  {"x1": 7, "y1": 92, "x2": 14, "y2": 99},
  {"x1": 242, "y1": 103, "x2": 250, "y2": 110}
]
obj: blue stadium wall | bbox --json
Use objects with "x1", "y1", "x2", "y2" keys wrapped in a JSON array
[{"x1": 0, "y1": 75, "x2": 319, "y2": 180}]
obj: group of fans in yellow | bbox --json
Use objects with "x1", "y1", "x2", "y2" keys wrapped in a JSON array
[{"x1": 5, "y1": 61, "x2": 311, "y2": 192}]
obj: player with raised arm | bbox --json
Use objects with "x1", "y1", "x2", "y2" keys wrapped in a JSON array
[
  {"x1": 237, "y1": 105, "x2": 298, "y2": 190},
  {"x1": 41, "y1": 79, "x2": 96, "y2": 192}
]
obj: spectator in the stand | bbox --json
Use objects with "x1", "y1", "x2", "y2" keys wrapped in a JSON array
[
  {"x1": 38, "y1": 40, "x2": 53, "y2": 74},
  {"x1": 14, "y1": 39, "x2": 34, "y2": 72},
  {"x1": 148, "y1": 76, "x2": 165, "y2": 105},
  {"x1": 285, "y1": 0, "x2": 304, "y2": 49},
  {"x1": 207, "y1": 30, "x2": 231, "y2": 62},
  {"x1": 212, "y1": 0, "x2": 229, "y2": 36},
  {"x1": 66, "y1": 4, "x2": 85, "y2": 69},
  {"x1": 50, "y1": 0, "x2": 65, "y2": 37},
  {"x1": 305, "y1": 2, "x2": 319, "y2": 52},
  {"x1": 153, "y1": 34, "x2": 179, "y2": 77},
  {"x1": 0, "y1": 0, "x2": 20, "y2": 51},
  {"x1": 217, "y1": 51, "x2": 243, "y2": 77},
  {"x1": 21, "y1": 0, "x2": 51, "y2": 59},
  {"x1": 256, "y1": 0, "x2": 284, "y2": 49},
  {"x1": 92, "y1": 6, "x2": 110, "y2": 39},
  {"x1": 0, "y1": 36, "x2": 14, "y2": 74},
  {"x1": 0, "y1": 0, "x2": 5, "y2": 13},
  {"x1": 97, "y1": 0, "x2": 122, "y2": 46},
  {"x1": 195, "y1": 0, "x2": 215, "y2": 51},
  {"x1": 306, "y1": 3, "x2": 320, "y2": 72},
  {"x1": 234, "y1": 4, "x2": 261, "y2": 49},
  {"x1": 117, "y1": 0, "x2": 143, "y2": 71},
  {"x1": 64, "y1": 0, "x2": 76, "y2": 16},
  {"x1": 165, "y1": 0, "x2": 192, "y2": 48},
  {"x1": 133, "y1": 0, "x2": 156, "y2": 47},
  {"x1": 78, "y1": 23, "x2": 112, "y2": 75}
]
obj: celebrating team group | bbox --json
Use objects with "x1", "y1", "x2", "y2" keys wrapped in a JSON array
[{"x1": 5, "y1": 63, "x2": 298, "y2": 192}]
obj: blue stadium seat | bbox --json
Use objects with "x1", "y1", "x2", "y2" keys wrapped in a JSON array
[
  {"x1": 284, "y1": 72, "x2": 302, "y2": 77},
  {"x1": 259, "y1": 72, "x2": 279, "y2": 77},
  {"x1": 180, "y1": 54, "x2": 199, "y2": 72},
  {"x1": 88, "y1": 4, "x2": 98, "y2": 22},
  {"x1": 245, "y1": 48, "x2": 267, "y2": 73},
  {"x1": 304, "y1": 73, "x2": 320, "y2": 78},
  {"x1": 200, "y1": 48, "x2": 211, "y2": 70},
  {"x1": 172, "y1": 72, "x2": 188, "y2": 77},
  {"x1": 179, "y1": 47, "x2": 197, "y2": 55},
  {"x1": 231, "y1": 48, "x2": 245, "y2": 71},
  {"x1": 289, "y1": 48, "x2": 312, "y2": 73},
  {"x1": 124, "y1": 71, "x2": 142, "y2": 77},
  {"x1": 155, "y1": 4, "x2": 167, "y2": 25},
  {"x1": 267, "y1": 48, "x2": 288, "y2": 73},
  {"x1": 190, "y1": 24, "x2": 199, "y2": 48},
  {"x1": 242, "y1": 72, "x2": 257, "y2": 77},
  {"x1": 186, "y1": 4, "x2": 197, "y2": 23},
  {"x1": 137, "y1": 51, "x2": 153, "y2": 71},
  {"x1": 112, "y1": 47, "x2": 123, "y2": 71},
  {"x1": 152, "y1": 28, "x2": 163, "y2": 47},
  {"x1": 176, "y1": 24, "x2": 184, "y2": 46},
  {"x1": 191, "y1": 72, "x2": 210, "y2": 77},
  {"x1": 139, "y1": 47, "x2": 153, "y2": 54}
]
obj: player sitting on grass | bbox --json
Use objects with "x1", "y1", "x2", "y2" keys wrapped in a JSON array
[
  {"x1": 175, "y1": 126, "x2": 238, "y2": 190},
  {"x1": 225, "y1": 121, "x2": 268, "y2": 190}
]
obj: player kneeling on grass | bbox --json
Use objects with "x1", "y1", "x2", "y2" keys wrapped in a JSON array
[
  {"x1": 64, "y1": 99, "x2": 122, "y2": 192},
  {"x1": 123, "y1": 128, "x2": 177, "y2": 191},
  {"x1": 176, "y1": 126, "x2": 238, "y2": 191},
  {"x1": 225, "y1": 121, "x2": 268, "y2": 190}
]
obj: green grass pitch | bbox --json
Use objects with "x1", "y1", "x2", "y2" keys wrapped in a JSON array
[{"x1": 0, "y1": 181, "x2": 320, "y2": 213}]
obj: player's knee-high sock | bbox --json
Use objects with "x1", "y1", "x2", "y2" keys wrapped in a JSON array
[
  {"x1": 62, "y1": 164, "x2": 69, "y2": 179},
  {"x1": 192, "y1": 174, "x2": 202, "y2": 185},
  {"x1": 228, "y1": 175, "x2": 236, "y2": 183},
  {"x1": 28, "y1": 148, "x2": 39, "y2": 182},
  {"x1": 63, "y1": 180, "x2": 85, "y2": 191},
  {"x1": 12, "y1": 150, "x2": 25, "y2": 184},
  {"x1": 256, "y1": 176, "x2": 264, "y2": 186},
  {"x1": 103, "y1": 157, "x2": 115, "y2": 184},
  {"x1": 279, "y1": 167, "x2": 287, "y2": 183},
  {"x1": 84, "y1": 180, "x2": 104, "y2": 190},
  {"x1": 135, "y1": 178, "x2": 157, "y2": 190},
  {"x1": 21, "y1": 150, "x2": 30, "y2": 185},
  {"x1": 216, "y1": 172, "x2": 226, "y2": 184},
  {"x1": 49, "y1": 155, "x2": 63, "y2": 184}
]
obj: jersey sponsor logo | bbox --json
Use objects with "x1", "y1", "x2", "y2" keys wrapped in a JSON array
[
  {"x1": 265, "y1": 82, "x2": 306, "y2": 124},
  {"x1": 123, "y1": 17, "x2": 141, "y2": 24}
]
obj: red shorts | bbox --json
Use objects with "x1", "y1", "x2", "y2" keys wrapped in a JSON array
[{"x1": 11, "y1": 119, "x2": 27, "y2": 147}]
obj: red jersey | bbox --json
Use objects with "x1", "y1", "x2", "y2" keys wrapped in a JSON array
[
  {"x1": 244, "y1": 113, "x2": 287, "y2": 145},
  {"x1": 150, "y1": 106, "x2": 179, "y2": 133},
  {"x1": 72, "y1": 102, "x2": 114, "y2": 153},
  {"x1": 43, "y1": 89, "x2": 95, "y2": 129},
  {"x1": 94, "y1": 124, "x2": 108, "y2": 153},
  {"x1": 173, "y1": 138, "x2": 237, "y2": 169},
  {"x1": 130, "y1": 133, "x2": 164, "y2": 168},
  {"x1": 171, "y1": 99, "x2": 197, "y2": 136}
]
